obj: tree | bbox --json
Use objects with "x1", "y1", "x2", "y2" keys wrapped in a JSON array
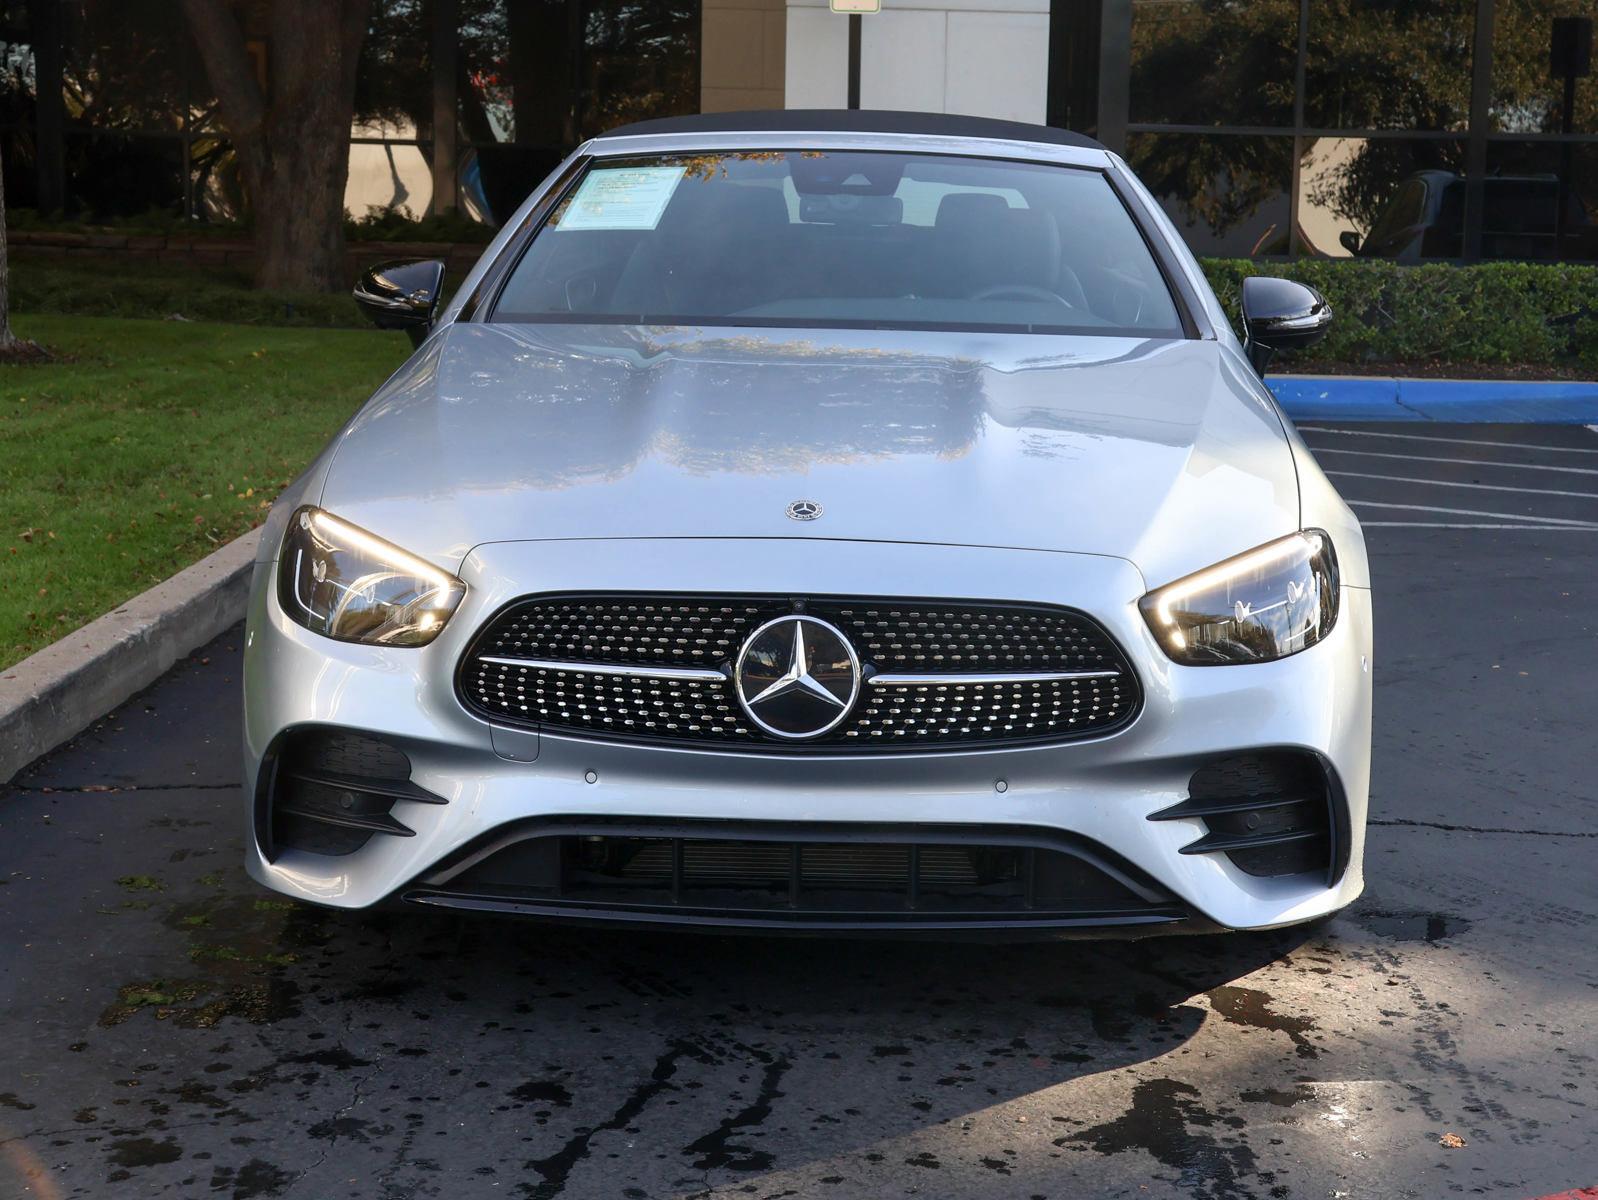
[{"x1": 181, "y1": 0, "x2": 372, "y2": 291}]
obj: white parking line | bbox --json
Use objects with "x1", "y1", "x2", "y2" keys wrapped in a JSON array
[
  {"x1": 1362, "y1": 522, "x2": 1598, "y2": 530},
  {"x1": 1347, "y1": 499, "x2": 1598, "y2": 527},
  {"x1": 1326, "y1": 470, "x2": 1598, "y2": 501},
  {"x1": 1300, "y1": 427, "x2": 1598, "y2": 454},
  {"x1": 1311, "y1": 447, "x2": 1598, "y2": 476}
]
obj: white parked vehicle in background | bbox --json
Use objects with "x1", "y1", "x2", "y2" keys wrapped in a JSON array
[{"x1": 245, "y1": 110, "x2": 1369, "y2": 937}]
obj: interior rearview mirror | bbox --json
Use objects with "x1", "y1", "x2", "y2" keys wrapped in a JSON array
[
  {"x1": 1339, "y1": 230, "x2": 1363, "y2": 255},
  {"x1": 353, "y1": 259, "x2": 446, "y2": 348},
  {"x1": 1240, "y1": 275, "x2": 1333, "y2": 375}
]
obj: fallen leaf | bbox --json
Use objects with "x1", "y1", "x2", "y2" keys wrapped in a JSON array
[{"x1": 1439, "y1": 1132, "x2": 1466, "y2": 1149}]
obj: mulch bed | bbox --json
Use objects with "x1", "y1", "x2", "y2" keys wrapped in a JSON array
[{"x1": 0, "y1": 337, "x2": 51, "y2": 364}]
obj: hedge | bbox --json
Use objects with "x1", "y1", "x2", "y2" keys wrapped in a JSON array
[
  {"x1": 9, "y1": 258, "x2": 365, "y2": 328},
  {"x1": 7, "y1": 242, "x2": 1597, "y2": 367},
  {"x1": 1201, "y1": 258, "x2": 1598, "y2": 368},
  {"x1": 7, "y1": 205, "x2": 495, "y2": 244}
]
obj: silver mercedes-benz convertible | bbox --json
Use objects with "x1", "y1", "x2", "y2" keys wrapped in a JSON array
[{"x1": 244, "y1": 110, "x2": 1371, "y2": 937}]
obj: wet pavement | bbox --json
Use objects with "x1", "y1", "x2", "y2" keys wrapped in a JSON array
[{"x1": 4, "y1": 422, "x2": 1598, "y2": 1200}]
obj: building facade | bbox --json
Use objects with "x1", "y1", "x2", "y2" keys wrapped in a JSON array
[{"x1": 1, "y1": 0, "x2": 1593, "y2": 262}]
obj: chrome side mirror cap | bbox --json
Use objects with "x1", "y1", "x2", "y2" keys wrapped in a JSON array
[
  {"x1": 1241, "y1": 275, "x2": 1333, "y2": 375},
  {"x1": 353, "y1": 259, "x2": 446, "y2": 349}
]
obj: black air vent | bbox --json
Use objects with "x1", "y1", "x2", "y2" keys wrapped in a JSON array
[
  {"x1": 1150, "y1": 752, "x2": 1343, "y2": 884},
  {"x1": 264, "y1": 729, "x2": 443, "y2": 858}
]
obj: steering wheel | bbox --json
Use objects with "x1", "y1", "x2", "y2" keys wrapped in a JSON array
[{"x1": 969, "y1": 283, "x2": 1073, "y2": 308}]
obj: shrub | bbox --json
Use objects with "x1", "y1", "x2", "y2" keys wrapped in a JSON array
[
  {"x1": 9, "y1": 259, "x2": 364, "y2": 327},
  {"x1": 344, "y1": 206, "x2": 495, "y2": 244},
  {"x1": 1200, "y1": 258, "x2": 1598, "y2": 368},
  {"x1": 8, "y1": 239, "x2": 1597, "y2": 366},
  {"x1": 7, "y1": 205, "x2": 496, "y2": 244}
]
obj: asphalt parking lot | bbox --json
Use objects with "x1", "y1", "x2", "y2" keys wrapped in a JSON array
[{"x1": 4, "y1": 420, "x2": 1598, "y2": 1200}]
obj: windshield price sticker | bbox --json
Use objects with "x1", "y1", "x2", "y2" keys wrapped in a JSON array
[{"x1": 557, "y1": 166, "x2": 688, "y2": 231}]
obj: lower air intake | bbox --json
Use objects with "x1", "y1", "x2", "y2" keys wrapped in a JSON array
[{"x1": 403, "y1": 820, "x2": 1189, "y2": 932}]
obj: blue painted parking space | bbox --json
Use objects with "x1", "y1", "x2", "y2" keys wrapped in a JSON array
[{"x1": 1271, "y1": 375, "x2": 1598, "y2": 423}]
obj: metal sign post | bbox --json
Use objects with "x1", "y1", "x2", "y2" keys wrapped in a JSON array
[{"x1": 829, "y1": 0, "x2": 879, "y2": 109}]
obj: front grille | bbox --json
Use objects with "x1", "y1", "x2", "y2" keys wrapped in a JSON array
[
  {"x1": 456, "y1": 594, "x2": 1140, "y2": 751},
  {"x1": 405, "y1": 820, "x2": 1188, "y2": 930}
]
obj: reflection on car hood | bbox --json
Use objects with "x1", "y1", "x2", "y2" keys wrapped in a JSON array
[{"x1": 317, "y1": 322, "x2": 1298, "y2": 587}]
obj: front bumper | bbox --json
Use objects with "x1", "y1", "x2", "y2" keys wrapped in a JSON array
[{"x1": 242, "y1": 537, "x2": 1372, "y2": 933}]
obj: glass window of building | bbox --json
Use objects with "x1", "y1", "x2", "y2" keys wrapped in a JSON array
[
  {"x1": 1492, "y1": 2, "x2": 1596, "y2": 134},
  {"x1": 1303, "y1": 0, "x2": 1475, "y2": 131},
  {"x1": 1126, "y1": 132, "x2": 1295, "y2": 257},
  {"x1": 1129, "y1": 0, "x2": 1298, "y2": 127},
  {"x1": 0, "y1": 0, "x2": 1589, "y2": 261},
  {"x1": 1297, "y1": 137, "x2": 1468, "y2": 259}
]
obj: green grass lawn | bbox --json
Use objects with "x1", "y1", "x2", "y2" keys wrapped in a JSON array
[{"x1": 0, "y1": 314, "x2": 409, "y2": 669}]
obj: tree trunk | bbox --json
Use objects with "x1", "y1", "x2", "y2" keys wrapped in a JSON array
[
  {"x1": 182, "y1": 0, "x2": 371, "y2": 293},
  {"x1": 0, "y1": 145, "x2": 47, "y2": 360},
  {"x1": 0, "y1": 142, "x2": 16, "y2": 351}
]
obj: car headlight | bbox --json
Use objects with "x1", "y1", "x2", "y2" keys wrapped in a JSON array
[
  {"x1": 1139, "y1": 530, "x2": 1339, "y2": 665},
  {"x1": 278, "y1": 506, "x2": 465, "y2": 646}
]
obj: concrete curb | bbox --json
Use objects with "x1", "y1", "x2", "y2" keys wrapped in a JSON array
[
  {"x1": 1270, "y1": 375, "x2": 1598, "y2": 422},
  {"x1": 0, "y1": 529, "x2": 260, "y2": 784}
]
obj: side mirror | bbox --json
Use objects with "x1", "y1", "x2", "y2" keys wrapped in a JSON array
[
  {"x1": 1241, "y1": 275, "x2": 1332, "y2": 374},
  {"x1": 353, "y1": 259, "x2": 445, "y2": 348},
  {"x1": 1338, "y1": 229, "x2": 1362, "y2": 255}
]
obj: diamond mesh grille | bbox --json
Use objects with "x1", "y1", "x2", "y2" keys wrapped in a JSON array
[
  {"x1": 817, "y1": 602, "x2": 1125, "y2": 673},
  {"x1": 458, "y1": 594, "x2": 1139, "y2": 751},
  {"x1": 473, "y1": 597, "x2": 765, "y2": 669}
]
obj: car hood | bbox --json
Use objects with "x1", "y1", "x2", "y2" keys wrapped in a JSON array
[{"x1": 317, "y1": 322, "x2": 1299, "y2": 587}]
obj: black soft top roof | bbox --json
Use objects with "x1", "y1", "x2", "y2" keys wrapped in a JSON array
[{"x1": 596, "y1": 109, "x2": 1105, "y2": 151}]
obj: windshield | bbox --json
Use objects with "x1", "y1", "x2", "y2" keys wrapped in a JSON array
[{"x1": 491, "y1": 150, "x2": 1184, "y2": 337}]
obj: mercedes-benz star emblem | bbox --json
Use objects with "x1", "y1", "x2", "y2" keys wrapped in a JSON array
[
  {"x1": 785, "y1": 499, "x2": 822, "y2": 522},
  {"x1": 734, "y1": 615, "x2": 860, "y2": 740}
]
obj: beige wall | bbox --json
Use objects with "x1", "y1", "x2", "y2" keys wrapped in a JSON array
[
  {"x1": 785, "y1": 0, "x2": 1048, "y2": 123},
  {"x1": 701, "y1": 0, "x2": 786, "y2": 113}
]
